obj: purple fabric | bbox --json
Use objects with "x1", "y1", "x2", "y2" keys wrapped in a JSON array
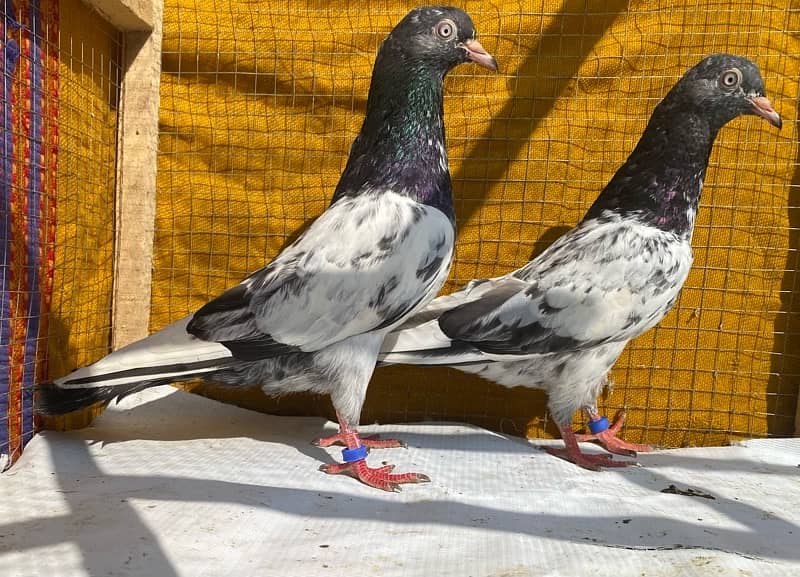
[{"x1": 0, "y1": 0, "x2": 21, "y2": 459}]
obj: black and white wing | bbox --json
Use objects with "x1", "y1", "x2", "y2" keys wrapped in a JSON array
[
  {"x1": 188, "y1": 191, "x2": 454, "y2": 360},
  {"x1": 439, "y1": 216, "x2": 693, "y2": 357},
  {"x1": 379, "y1": 274, "x2": 527, "y2": 364}
]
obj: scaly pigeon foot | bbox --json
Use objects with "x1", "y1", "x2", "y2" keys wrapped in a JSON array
[
  {"x1": 547, "y1": 423, "x2": 638, "y2": 471},
  {"x1": 314, "y1": 432, "x2": 405, "y2": 449},
  {"x1": 320, "y1": 459, "x2": 430, "y2": 492},
  {"x1": 575, "y1": 410, "x2": 654, "y2": 457}
]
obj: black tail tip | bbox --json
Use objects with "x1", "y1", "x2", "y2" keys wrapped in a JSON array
[{"x1": 35, "y1": 382, "x2": 116, "y2": 416}]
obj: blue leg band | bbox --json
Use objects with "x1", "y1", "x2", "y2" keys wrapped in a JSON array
[
  {"x1": 341, "y1": 445, "x2": 368, "y2": 463},
  {"x1": 587, "y1": 416, "x2": 610, "y2": 434}
]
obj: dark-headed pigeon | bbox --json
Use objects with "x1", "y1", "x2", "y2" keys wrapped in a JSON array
[
  {"x1": 37, "y1": 6, "x2": 497, "y2": 491},
  {"x1": 380, "y1": 54, "x2": 781, "y2": 470}
]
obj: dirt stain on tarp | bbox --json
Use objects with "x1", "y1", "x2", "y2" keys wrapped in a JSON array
[{"x1": 661, "y1": 484, "x2": 716, "y2": 500}]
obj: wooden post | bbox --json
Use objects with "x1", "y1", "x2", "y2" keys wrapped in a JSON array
[
  {"x1": 47, "y1": 0, "x2": 163, "y2": 431},
  {"x1": 83, "y1": 0, "x2": 163, "y2": 349},
  {"x1": 84, "y1": 0, "x2": 155, "y2": 31}
]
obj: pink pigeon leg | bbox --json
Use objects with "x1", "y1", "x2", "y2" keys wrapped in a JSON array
[
  {"x1": 313, "y1": 411, "x2": 407, "y2": 449},
  {"x1": 317, "y1": 413, "x2": 429, "y2": 492},
  {"x1": 574, "y1": 409, "x2": 654, "y2": 456},
  {"x1": 545, "y1": 422, "x2": 637, "y2": 471}
]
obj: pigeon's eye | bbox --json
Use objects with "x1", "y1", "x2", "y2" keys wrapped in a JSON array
[
  {"x1": 434, "y1": 19, "x2": 456, "y2": 40},
  {"x1": 719, "y1": 69, "x2": 742, "y2": 90}
]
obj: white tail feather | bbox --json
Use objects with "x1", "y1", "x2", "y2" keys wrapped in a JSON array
[
  {"x1": 55, "y1": 316, "x2": 234, "y2": 389},
  {"x1": 381, "y1": 318, "x2": 451, "y2": 354}
]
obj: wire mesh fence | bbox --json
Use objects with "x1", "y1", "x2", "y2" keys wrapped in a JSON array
[
  {"x1": 48, "y1": 0, "x2": 120, "y2": 386},
  {"x1": 3, "y1": 0, "x2": 797, "y2": 459},
  {"x1": 0, "y1": 0, "x2": 121, "y2": 465},
  {"x1": 153, "y1": 0, "x2": 800, "y2": 447}
]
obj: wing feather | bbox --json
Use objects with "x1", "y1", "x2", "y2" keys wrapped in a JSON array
[
  {"x1": 188, "y1": 192, "x2": 454, "y2": 359},
  {"x1": 439, "y1": 217, "x2": 693, "y2": 356}
]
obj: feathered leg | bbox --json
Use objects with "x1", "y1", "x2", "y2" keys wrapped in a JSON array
[
  {"x1": 574, "y1": 408, "x2": 654, "y2": 456},
  {"x1": 315, "y1": 338, "x2": 430, "y2": 491}
]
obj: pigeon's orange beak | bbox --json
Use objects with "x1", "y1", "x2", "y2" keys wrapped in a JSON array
[
  {"x1": 748, "y1": 95, "x2": 782, "y2": 129},
  {"x1": 460, "y1": 38, "x2": 498, "y2": 72}
]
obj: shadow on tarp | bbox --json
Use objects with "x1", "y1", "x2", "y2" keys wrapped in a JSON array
[{"x1": 1, "y1": 410, "x2": 798, "y2": 577}]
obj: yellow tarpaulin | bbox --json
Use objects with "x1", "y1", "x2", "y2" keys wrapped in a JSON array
[
  {"x1": 55, "y1": 0, "x2": 800, "y2": 445},
  {"x1": 46, "y1": 0, "x2": 119, "y2": 430}
]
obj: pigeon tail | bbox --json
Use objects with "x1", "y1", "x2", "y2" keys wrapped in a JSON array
[
  {"x1": 35, "y1": 316, "x2": 237, "y2": 415},
  {"x1": 36, "y1": 381, "x2": 159, "y2": 415}
]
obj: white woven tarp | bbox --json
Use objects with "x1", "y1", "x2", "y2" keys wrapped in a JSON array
[{"x1": 1, "y1": 387, "x2": 798, "y2": 577}]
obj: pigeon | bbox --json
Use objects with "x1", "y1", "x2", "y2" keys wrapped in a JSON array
[
  {"x1": 380, "y1": 54, "x2": 781, "y2": 470},
  {"x1": 37, "y1": 6, "x2": 497, "y2": 491}
]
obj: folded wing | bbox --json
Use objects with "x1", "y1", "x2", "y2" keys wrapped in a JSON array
[{"x1": 189, "y1": 192, "x2": 455, "y2": 360}]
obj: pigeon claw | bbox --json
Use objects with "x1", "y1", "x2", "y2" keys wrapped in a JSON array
[
  {"x1": 554, "y1": 421, "x2": 639, "y2": 470},
  {"x1": 319, "y1": 459, "x2": 430, "y2": 492},
  {"x1": 313, "y1": 432, "x2": 407, "y2": 449},
  {"x1": 575, "y1": 410, "x2": 655, "y2": 456}
]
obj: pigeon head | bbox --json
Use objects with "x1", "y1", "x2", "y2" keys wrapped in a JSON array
[
  {"x1": 383, "y1": 6, "x2": 498, "y2": 75},
  {"x1": 657, "y1": 54, "x2": 781, "y2": 132},
  {"x1": 333, "y1": 7, "x2": 496, "y2": 214},
  {"x1": 584, "y1": 54, "x2": 781, "y2": 237}
]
